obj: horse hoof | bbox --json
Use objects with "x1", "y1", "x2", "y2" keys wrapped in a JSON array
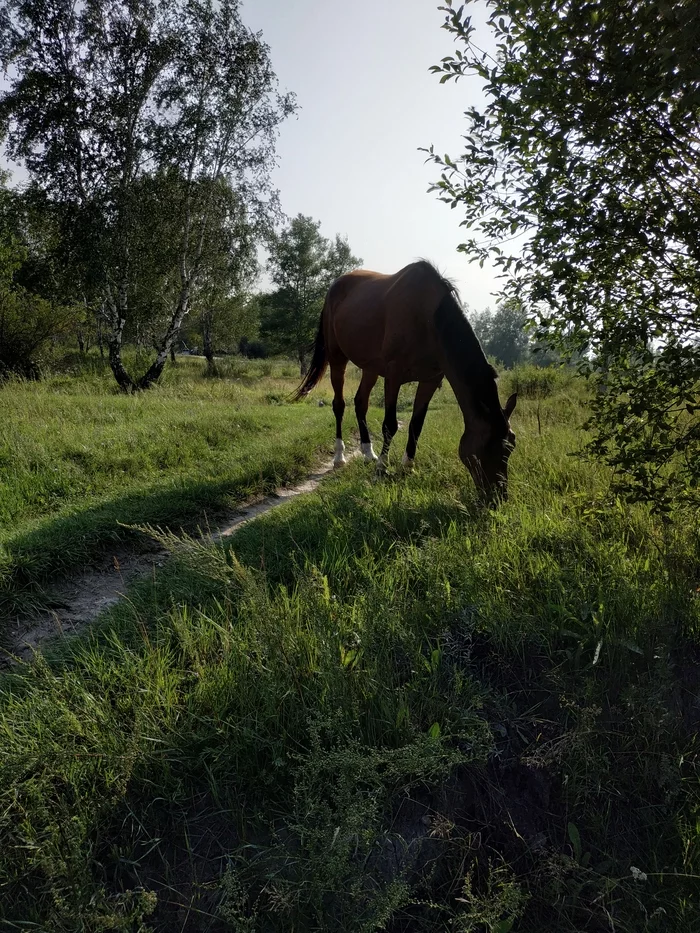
[
  {"x1": 333, "y1": 440, "x2": 346, "y2": 468},
  {"x1": 361, "y1": 443, "x2": 378, "y2": 462}
]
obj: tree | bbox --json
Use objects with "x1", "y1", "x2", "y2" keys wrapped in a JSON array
[
  {"x1": 136, "y1": 172, "x2": 260, "y2": 373},
  {"x1": 471, "y1": 299, "x2": 530, "y2": 368},
  {"x1": 325, "y1": 234, "x2": 361, "y2": 282},
  {"x1": 0, "y1": 0, "x2": 292, "y2": 390},
  {"x1": 426, "y1": 0, "x2": 700, "y2": 512},
  {"x1": 262, "y1": 215, "x2": 361, "y2": 371},
  {"x1": 0, "y1": 188, "x2": 76, "y2": 377}
]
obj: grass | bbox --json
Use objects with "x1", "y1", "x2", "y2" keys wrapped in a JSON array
[
  {"x1": 0, "y1": 360, "x2": 698, "y2": 931},
  {"x1": 0, "y1": 354, "x2": 365, "y2": 620}
]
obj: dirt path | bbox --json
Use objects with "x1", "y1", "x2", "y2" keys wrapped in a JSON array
[{"x1": 5, "y1": 453, "x2": 354, "y2": 662}]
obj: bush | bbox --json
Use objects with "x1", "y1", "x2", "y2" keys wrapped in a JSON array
[
  {"x1": 0, "y1": 289, "x2": 77, "y2": 379},
  {"x1": 504, "y1": 364, "x2": 572, "y2": 399},
  {"x1": 239, "y1": 337, "x2": 268, "y2": 359},
  {"x1": 0, "y1": 235, "x2": 77, "y2": 379},
  {"x1": 245, "y1": 340, "x2": 268, "y2": 359}
]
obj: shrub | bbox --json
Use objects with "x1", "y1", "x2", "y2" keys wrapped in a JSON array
[{"x1": 504, "y1": 364, "x2": 572, "y2": 400}]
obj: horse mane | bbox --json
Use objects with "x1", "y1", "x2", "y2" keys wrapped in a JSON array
[
  {"x1": 414, "y1": 258, "x2": 463, "y2": 303},
  {"x1": 417, "y1": 259, "x2": 506, "y2": 430}
]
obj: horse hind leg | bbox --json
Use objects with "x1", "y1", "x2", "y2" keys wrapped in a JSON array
[
  {"x1": 403, "y1": 377, "x2": 442, "y2": 471},
  {"x1": 354, "y1": 369, "x2": 379, "y2": 462},
  {"x1": 330, "y1": 360, "x2": 347, "y2": 467}
]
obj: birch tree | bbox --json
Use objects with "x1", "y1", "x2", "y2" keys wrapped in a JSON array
[{"x1": 0, "y1": 0, "x2": 293, "y2": 390}]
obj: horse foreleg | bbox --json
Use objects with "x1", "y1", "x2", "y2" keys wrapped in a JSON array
[
  {"x1": 403, "y1": 377, "x2": 442, "y2": 471},
  {"x1": 354, "y1": 369, "x2": 379, "y2": 461},
  {"x1": 376, "y1": 375, "x2": 401, "y2": 475},
  {"x1": 330, "y1": 361, "x2": 347, "y2": 467}
]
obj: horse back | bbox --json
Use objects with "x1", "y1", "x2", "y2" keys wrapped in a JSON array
[{"x1": 325, "y1": 262, "x2": 447, "y2": 377}]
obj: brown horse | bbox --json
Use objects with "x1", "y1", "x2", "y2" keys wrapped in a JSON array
[{"x1": 293, "y1": 260, "x2": 517, "y2": 498}]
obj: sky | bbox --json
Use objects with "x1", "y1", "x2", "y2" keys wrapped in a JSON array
[
  {"x1": 241, "y1": 0, "x2": 502, "y2": 312},
  {"x1": 0, "y1": 0, "x2": 503, "y2": 312}
]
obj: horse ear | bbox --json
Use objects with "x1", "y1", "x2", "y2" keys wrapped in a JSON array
[{"x1": 503, "y1": 392, "x2": 517, "y2": 419}]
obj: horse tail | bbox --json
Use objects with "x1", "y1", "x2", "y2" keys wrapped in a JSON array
[{"x1": 291, "y1": 300, "x2": 328, "y2": 401}]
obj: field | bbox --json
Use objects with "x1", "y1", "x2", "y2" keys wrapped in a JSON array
[
  {"x1": 0, "y1": 356, "x2": 337, "y2": 621},
  {"x1": 0, "y1": 356, "x2": 699, "y2": 931}
]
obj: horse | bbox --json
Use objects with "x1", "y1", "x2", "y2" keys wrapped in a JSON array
[{"x1": 293, "y1": 260, "x2": 517, "y2": 499}]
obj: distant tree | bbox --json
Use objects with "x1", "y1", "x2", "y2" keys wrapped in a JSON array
[
  {"x1": 0, "y1": 0, "x2": 293, "y2": 391},
  {"x1": 471, "y1": 299, "x2": 530, "y2": 369},
  {"x1": 427, "y1": 0, "x2": 700, "y2": 511},
  {"x1": 325, "y1": 234, "x2": 361, "y2": 282},
  {"x1": 262, "y1": 215, "x2": 361, "y2": 371},
  {"x1": 0, "y1": 197, "x2": 76, "y2": 376}
]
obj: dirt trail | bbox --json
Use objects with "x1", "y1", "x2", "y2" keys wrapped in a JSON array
[{"x1": 5, "y1": 453, "x2": 353, "y2": 662}]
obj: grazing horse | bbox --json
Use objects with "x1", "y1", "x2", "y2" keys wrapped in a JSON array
[{"x1": 293, "y1": 260, "x2": 517, "y2": 499}]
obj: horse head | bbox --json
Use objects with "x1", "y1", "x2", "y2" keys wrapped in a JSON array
[{"x1": 459, "y1": 392, "x2": 517, "y2": 502}]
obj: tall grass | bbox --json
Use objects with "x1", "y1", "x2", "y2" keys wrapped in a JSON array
[
  {"x1": 0, "y1": 355, "x2": 362, "y2": 617},
  {"x1": 0, "y1": 367, "x2": 698, "y2": 930}
]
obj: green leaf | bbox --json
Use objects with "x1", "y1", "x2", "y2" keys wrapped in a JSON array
[{"x1": 568, "y1": 822, "x2": 582, "y2": 862}]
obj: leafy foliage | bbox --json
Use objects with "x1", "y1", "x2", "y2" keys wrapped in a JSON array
[
  {"x1": 0, "y1": 185, "x2": 77, "y2": 377},
  {"x1": 471, "y1": 298, "x2": 531, "y2": 368},
  {"x1": 426, "y1": 0, "x2": 700, "y2": 511},
  {"x1": 261, "y1": 214, "x2": 361, "y2": 369},
  {"x1": 0, "y1": 0, "x2": 292, "y2": 390}
]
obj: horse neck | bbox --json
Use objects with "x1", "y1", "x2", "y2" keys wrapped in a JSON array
[
  {"x1": 443, "y1": 366, "x2": 503, "y2": 448},
  {"x1": 433, "y1": 289, "x2": 504, "y2": 444}
]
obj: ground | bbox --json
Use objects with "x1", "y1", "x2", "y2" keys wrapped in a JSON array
[{"x1": 0, "y1": 356, "x2": 698, "y2": 932}]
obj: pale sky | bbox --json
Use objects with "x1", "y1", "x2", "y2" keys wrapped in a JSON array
[
  {"x1": 1, "y1": 0, "x2": 503, "y2": 312},
  {"x1": 242, "y1": 0, "x2": 502, "y2": 312}
]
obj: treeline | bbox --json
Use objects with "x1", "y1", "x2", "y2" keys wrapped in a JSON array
[
  {"x1": 0, "y1": 163, "x2": 361, "y2": 378},
  {"x1": 470, "y1": 298, "x2": 559, "y2": 370},
  {"x1": 2, "y1": 162, "x2": 555, "y2": 379},
  {"x1": 2, "y1": 147, "x2": 553, "y2": 380}
]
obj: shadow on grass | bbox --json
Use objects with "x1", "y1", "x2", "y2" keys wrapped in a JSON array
[
  {"x1": 63, "y1": 467, "x2": 484, "y2": 645},
  {"x1": 226, "y1": 471, "x2": 483, "y2": 590},
  {"x1": 0, "y1": 444, "x2": 327, "y2": 618},
  {"x1": 29, "y1": 469, "x2": 697, "y2": 933}
]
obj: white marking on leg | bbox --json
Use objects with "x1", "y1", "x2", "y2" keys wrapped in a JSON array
[
  {"x1": 333, "y1": 438, "x2": 347, "y2": 467},
  {"x1": 402, "y1": 452, "x2": 414, "y2": 471},
  {"x1": 361, "y1": 442, "x2": 377, "y2": 462}
]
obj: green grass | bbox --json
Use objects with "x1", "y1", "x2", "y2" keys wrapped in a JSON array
[
  {"x1": 0, "y1": 362, "x2": 698, "y2": 931},
  {"x1": 0, "y1": 354, "x2": 363, "y2": 618}
]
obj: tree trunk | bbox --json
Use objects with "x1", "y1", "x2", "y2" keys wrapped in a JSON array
[
  {"x1": 96, "y1": 310, "x2": 104, "y2": 358},
  {"x1": 136, "y1": 282, "x2": 191, "y2": 389},
  {"x1": 170, "y1": 344, "x2": 177, "y2": 364},
  {"x1": 105, "y1": 283, "x2": 136, "y2": 392},
  {"x1": 77, "y1": 330, "x2": 86, "y2": 354}
]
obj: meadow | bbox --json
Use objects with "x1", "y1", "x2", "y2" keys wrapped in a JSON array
[
  {"x1": 0, "y1": 355, "x2": 344, "y2": 621},
  {"x1": 0, "y1": 356, "x2": 698, "y2": 931}
]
